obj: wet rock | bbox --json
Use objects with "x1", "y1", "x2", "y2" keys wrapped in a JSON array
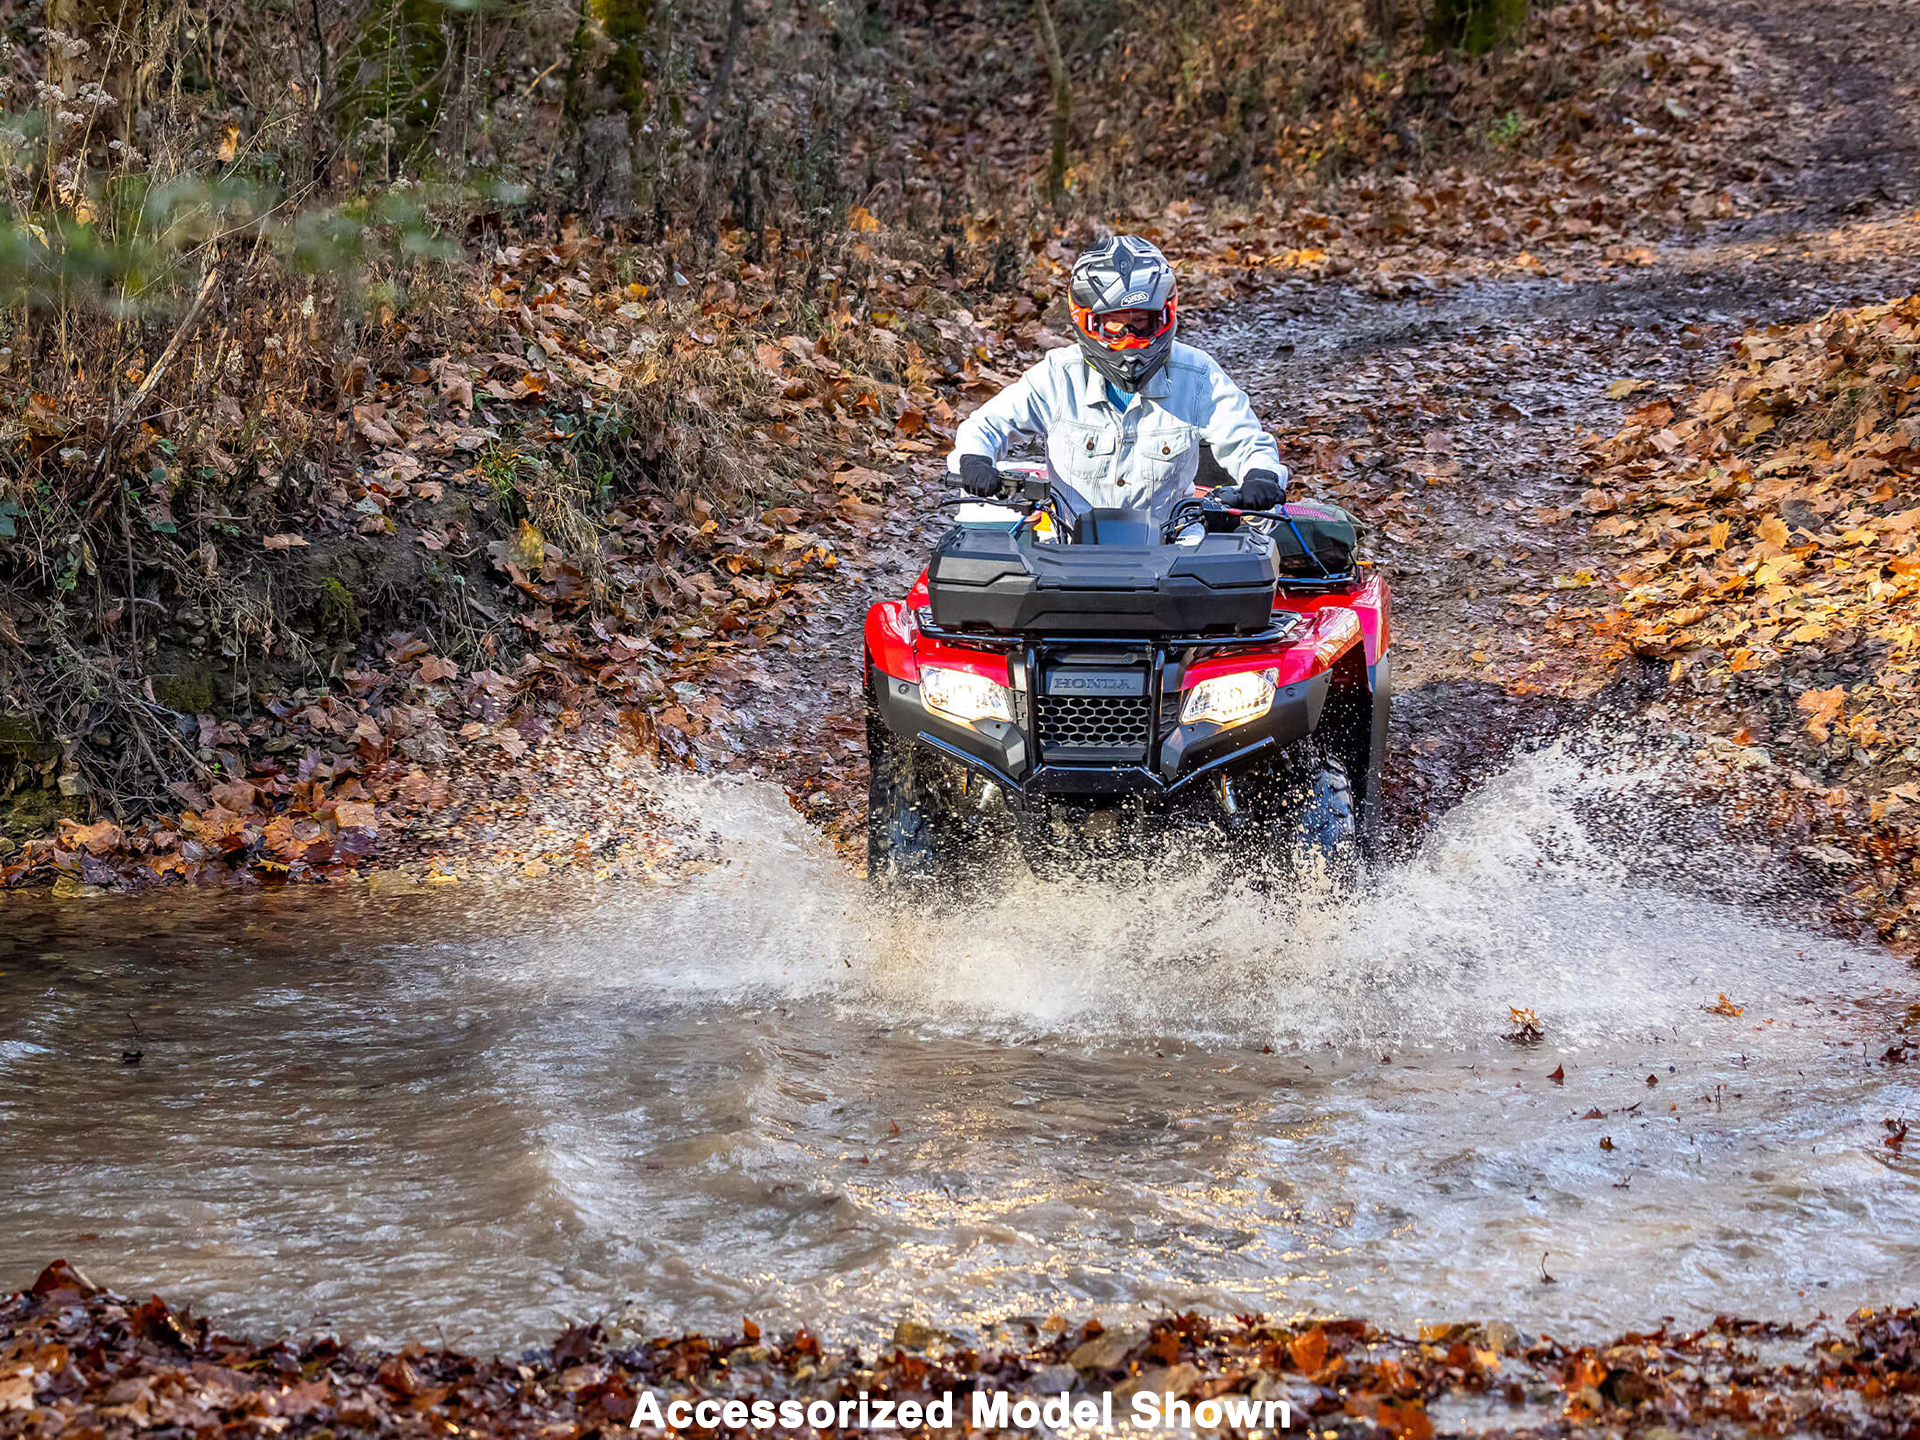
[
  {"x1": 1068, "y1": 1328, "x2": 1147, "y2": 1371},
  {"x1": 892, "y1": 1319, "x2": 945, "y2": 1349},
  {"x1": 1020, "y1": 1364, "x2": 1078, "y2": 1395},
  {"x1": 1482, "y1": 1319, "x2": 1522, "y2": 1355},
  {"x1": 1114, "y1": 1362, "x2": 1201, "y2": 1407},
  {"x1": 0, "y1": 714, "x2": 58, "y2": 765},
  {"x1": 152, "y1": 662, "x2": 218, "y2": 716}
]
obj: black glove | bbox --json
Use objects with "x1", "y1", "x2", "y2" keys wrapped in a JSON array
[
  {"x1": 958, "y1": 454, "x2": 1003, "y2": 497},
  {"x1": 1237, "y1": 469, "x2": 1285, "y2": 510}
]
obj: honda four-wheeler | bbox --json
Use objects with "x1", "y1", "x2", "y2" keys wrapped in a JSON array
[{"x1": 863, "y1": 469, "x2": 1390, "y2": 888}]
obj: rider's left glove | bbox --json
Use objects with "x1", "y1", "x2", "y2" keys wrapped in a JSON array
[
  {"x1": 1237, "y1": 469, "x2": 1285, "y2": 510},
  {"x1": 958, "y1": 454, "x2": 1004, "y2": 497}
]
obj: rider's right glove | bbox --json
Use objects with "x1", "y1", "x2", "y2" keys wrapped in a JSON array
[
  {"x1": 1237, "y1": 469, "x2": 1286, "y2": 510},
  {"x1": 958, "y1": 454, "x2": 1003, "y2": 497}
]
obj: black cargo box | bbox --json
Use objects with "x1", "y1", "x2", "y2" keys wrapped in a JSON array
[{"x1": 927, "y1": 528, "x2": 1280, "y2": 635}]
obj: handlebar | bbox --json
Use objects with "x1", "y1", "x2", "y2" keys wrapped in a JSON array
[{"x1": 937, "y1": 494, "x2": 1026, "y2": 509}]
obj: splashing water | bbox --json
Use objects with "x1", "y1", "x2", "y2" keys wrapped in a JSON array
[{"x1": 3, "y1": 736, "x2": 1916, "y2": 1351}]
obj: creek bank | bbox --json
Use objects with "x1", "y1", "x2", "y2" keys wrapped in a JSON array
[{"x1": 7, "y1": 1262, "x2": 1920, "y2": 1440}]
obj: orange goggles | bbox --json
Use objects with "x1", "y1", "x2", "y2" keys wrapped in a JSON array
[{"x1": 1073, "y1": 299, "x2": 1175, "y2": 350}]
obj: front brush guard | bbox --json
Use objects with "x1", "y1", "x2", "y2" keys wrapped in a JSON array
[{"x1": 870, "y1": 621, "x2": 1330, "y2": 806}]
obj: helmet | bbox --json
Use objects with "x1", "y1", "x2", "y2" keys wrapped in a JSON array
[{"x1": 1068, "y1": 235, "x2": 1178, "y2": 393}]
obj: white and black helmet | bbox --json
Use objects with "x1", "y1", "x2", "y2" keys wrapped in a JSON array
[{"x1": 1068, "y1": 235, "x2": 1179, "y2": 392}]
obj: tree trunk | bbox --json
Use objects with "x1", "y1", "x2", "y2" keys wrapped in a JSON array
[
  {"x1": 1427, "y1": 0, "x2": 1527, "y2": 53},
  {"x1": 1367, "y1": 0, "x2": 1396, "y2": 49},
  {"x1": 686, "y1": 0, "x2": 746, "y2": 143},
  {"x1": 1031, "y1": 0, "x2": 1071, "y2": 211},
  {"x1": 564, "y1": 0, "x2": 654, "y2": 224},
  {"x1": 579, "y1": 112, "x2": 634, "y2": 226}
]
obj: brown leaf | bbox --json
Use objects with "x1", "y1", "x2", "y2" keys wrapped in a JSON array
[
  {"x1": 1288, "y1": 1326, "x2": 1329, "y2": 1375},
  {"x1": 62, "y1": 819, "x2": 124, "y2": 856},
  {"x1": 1377, "y1": 1401, "x2": 1435, "y2": 1440},
  {"x1": 210, "y1": 780, "x2": 257, "y2": 814},
  {"x1": 352, "y1": 404, "x2": 404, "y2": 448},
  {"x1": 1797, "y1": 686, "x2": 1844, "y2": 743}
]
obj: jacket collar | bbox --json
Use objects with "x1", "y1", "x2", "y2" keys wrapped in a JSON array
[{"x1": 1077, "y1": 351, "x2": 1174, "y2": 410}]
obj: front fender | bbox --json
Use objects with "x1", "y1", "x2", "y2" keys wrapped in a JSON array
[{"x1": 865, "y1": 600, "x2": 920, "y2": 683}]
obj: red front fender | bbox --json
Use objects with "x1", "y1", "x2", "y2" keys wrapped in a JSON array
[{"x1": 865, "y1": 600, "x2": 921, "y2": 683}]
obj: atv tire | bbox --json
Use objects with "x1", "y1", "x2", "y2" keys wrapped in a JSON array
[
  {"x1": 867, "y1": 705, "x2": 963, "y2": 891},
  {"x1": 1244, "y1": 749, "x2": 1361, "y2": 886}
]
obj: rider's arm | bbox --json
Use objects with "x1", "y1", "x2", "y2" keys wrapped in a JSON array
[
  {"x1": 1197, "y1": 355, "x2": 1287, "y2": 486},
  {"x1": 947, "y1": 355, "x2": 1061, "y2": 474}
]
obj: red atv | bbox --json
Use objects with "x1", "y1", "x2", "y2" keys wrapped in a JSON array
[{"x1": 862, "y1": 470, "x2": 1390, "y2": 887}]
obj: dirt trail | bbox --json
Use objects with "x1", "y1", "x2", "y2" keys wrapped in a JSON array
[{"x1": 711, "y1": 0, "x2": 1920, "y2": 861}]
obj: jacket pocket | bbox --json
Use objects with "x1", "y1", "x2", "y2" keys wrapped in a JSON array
[
  {"x1": 1135, "y1": 422, "x2": 1198, "y2": 477},
  {"x1": 1050, "y1": 422, "x2": 1117, "y2": 487}
]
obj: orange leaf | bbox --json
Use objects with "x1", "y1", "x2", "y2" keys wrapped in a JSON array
[
  {"x1": 1288, "y1": 1326, "x2": 1329, "y2": 1374},
  {"x1": 1797, "y1": 686, "x2": 1844, "y2": 742},
  {"x1": 1377, "y1": 1402, "x2": 1434, "y2": 1440}
]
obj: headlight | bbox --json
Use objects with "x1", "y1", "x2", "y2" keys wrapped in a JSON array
[
  {"x1": 920, "y1": 665, "x2": 1014, "y2": 724},
  {"x1": 1180, "y1": 668, "x2": 1277, "y2": 728}
]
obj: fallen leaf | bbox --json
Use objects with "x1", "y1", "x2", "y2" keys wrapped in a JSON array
[{"x1": 1797, "y1": 686, "x2": 1844, "y2": 743}]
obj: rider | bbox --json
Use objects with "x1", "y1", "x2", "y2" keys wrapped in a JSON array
[{"x1": 947, "y1": 235, "x2": 1289, "y2": 520}]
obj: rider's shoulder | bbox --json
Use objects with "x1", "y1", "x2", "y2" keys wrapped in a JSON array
[{"x1": 1164, "y1": 340, "x2": 1222, "y2": 374}]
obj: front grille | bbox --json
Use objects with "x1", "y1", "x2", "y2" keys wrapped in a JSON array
[{"x1": 1037, "y1": 693, "x2": 1152, "y2": 760}]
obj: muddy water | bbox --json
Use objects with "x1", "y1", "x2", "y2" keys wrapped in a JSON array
[{"x1": 4, "y1": 744, "x2": 1919, "y2": 1353}]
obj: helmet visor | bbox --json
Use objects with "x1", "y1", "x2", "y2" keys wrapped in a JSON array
[{"x1": 1092, "y1": 307, "x2": 1170, "y2": 345}]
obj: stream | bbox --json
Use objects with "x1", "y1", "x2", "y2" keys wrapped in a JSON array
[{"x1": 5, "y1": 739, "x2": 1918, "y2": 1354}]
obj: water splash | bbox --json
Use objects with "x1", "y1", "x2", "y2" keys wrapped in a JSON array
[{"x1": 515, "y1": 734, "x2": 1896, "y2": 1052}]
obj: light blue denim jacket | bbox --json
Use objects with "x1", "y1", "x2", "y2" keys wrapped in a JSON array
[{"x1": 948, "y1": 341, "x2": 1286, "y2": 520}]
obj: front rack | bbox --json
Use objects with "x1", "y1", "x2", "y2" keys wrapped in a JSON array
[{"x1": 914, "y1": 612, "x2": 1300, "y2": 655}]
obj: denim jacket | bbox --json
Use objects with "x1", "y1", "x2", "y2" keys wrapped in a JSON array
[{"x1": 948, "y1": 342, "x2": 1285, "y2": 520}]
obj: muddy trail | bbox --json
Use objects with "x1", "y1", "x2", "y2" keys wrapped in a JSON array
[{"x1": 716, "y1": 0, "x2": 1920, "y2": 889}]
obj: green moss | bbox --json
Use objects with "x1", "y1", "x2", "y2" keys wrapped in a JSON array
[
  {"x1": 152, "y1": 662, "x2": 217, "y2": 716},
  {"x1": 317, "y1": 576, "x2": 362, "y2": 641},
  {"x1": 593, "y1": 0, "x2": 656, "y2": 121},
  {"x1": 1428, "y1": 0, "x2": 1527, "y2": 53},
  {"x1": 0, "y1": 713, "x2": 56, "y2": 762}
]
